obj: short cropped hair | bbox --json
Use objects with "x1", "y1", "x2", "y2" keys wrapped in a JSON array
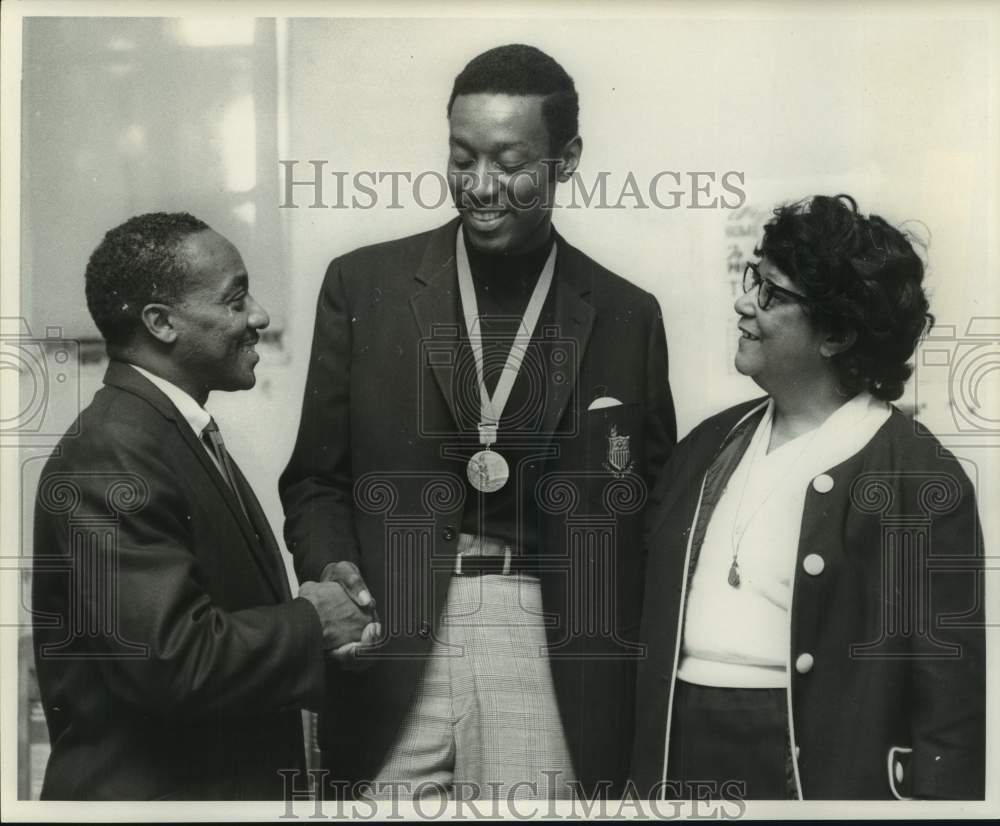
[
  {"x1": 447, "y1": 44, "x2": 579, "y2": 151},
  {"x1": 756, "y1": 194, "x2": 933, "y2": 402},
  {"x1": 85, "y1": 212, "x2": 210, "y2": 346}
]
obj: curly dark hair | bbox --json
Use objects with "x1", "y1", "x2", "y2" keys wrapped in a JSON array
[
  {"x1": 85, "y1": 212, "x2": 210, "y2": 347},
  {"x1": 447, "y1": 44, "x2": 579, "y2": 152},
  {"x1": 756, "y1": 194, "x2": 934, "y2": 402}
]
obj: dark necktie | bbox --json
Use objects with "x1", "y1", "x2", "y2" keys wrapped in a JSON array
[
  {"x1": 201, "y1": 418, "x2": 291, "y2": 600},
  {"x1": 201, "y1": 418, "x2": 250, "y2": 521}
]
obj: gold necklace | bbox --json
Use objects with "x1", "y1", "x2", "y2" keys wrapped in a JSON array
[{"x1": 727, "y1": 417, "x2": 821, "y2": 588}]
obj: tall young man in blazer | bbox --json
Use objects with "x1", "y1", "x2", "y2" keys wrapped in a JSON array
[
  {"x1": 32, "y1": 212, "x2": 375, "y2": 800},
  {"x1": 281, "y1": 45, "x2": 677, "y2": 799}
]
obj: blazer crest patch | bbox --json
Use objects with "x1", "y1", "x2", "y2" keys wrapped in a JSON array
[{"x1": 603, "y1": 424, "x2": 635, "y2": 477}]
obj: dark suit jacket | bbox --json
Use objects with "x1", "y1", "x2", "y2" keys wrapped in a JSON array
[
  {"x1": 280, "y1": 219, "x2": 677, "y2": 796},
  {"x1": 631, "y1": 399, "x2": 985, "y2": 800},
  {"x1": 32, "y1": 361, "x2": 325, "y2": 800}
]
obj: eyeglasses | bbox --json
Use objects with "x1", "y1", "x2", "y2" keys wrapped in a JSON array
[{"x1": 742, "y1": 261, "x2": 809, "y2": 311}]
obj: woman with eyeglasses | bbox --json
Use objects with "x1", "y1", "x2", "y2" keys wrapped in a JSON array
[{"x1": 630, "y1": 195, "x2": 984, "y2": 800}]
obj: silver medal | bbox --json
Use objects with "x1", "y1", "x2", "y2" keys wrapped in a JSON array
[{"x1": 467, "y1": 449, "x2": 509, "y2": 493}]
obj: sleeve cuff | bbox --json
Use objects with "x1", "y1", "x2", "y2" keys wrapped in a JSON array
[{"x1": 290, "y1": 596, "x2": 327, "y2": 710}]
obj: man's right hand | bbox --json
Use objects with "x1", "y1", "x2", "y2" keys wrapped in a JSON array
[
  {"x1": 320, "y1": 561, "x2": 382, "y2": 670},
  {"x1": 298, "y1": 580, "x2": 376, "y2": 650},
  {"x1": 320, "y1": 560, "x2": 374, "y2": 609}
]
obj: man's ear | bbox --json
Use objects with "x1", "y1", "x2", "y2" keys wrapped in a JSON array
[
  {"x1": 140, "y1": 303, "x2": 178, "y2": 344},
  {"x1": 820, "y1": 326, "x2": 858, "y2": 358},
  {"x1": 553, "y1": 135, "x2": 582, "y2": 183}
]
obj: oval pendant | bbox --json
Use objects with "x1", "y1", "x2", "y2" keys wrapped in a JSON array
[{"x1": 728, "y1": 559, "x2": 741, "y2": 588}]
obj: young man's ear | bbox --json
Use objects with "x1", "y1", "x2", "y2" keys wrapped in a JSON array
[
  {"x1": 820, "y1": 326, "x2": 858, "y2": 358},
  {"x1": 140, "y1": 303, "x2": 179, "y2": 344},
  {"x1": 553, "y1": 135, "x2": 582, "y2": 183}
]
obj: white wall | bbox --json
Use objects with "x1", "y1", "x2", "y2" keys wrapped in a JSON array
[
  {"x1": 16, "y1": 11, "x2": 999, "y2": 583},
  {"x1": 280, "y1": 15, "x2": 996, "y2": 435}
]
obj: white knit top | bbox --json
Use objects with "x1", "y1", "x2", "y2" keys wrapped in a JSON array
[{"x1": 677, "y1": 392, "x2": 891, "y2": 688}]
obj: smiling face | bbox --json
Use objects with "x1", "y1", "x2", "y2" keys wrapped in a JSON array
[
  {"x1": 448, "y1": 93, "x2": 579, "y2": 254},
  {"x1": 169, "y1": 230, "x2": 269, "y2": 401},
  {"x1": 734, "y1": 257, "x2": 830, "y2": 395}
]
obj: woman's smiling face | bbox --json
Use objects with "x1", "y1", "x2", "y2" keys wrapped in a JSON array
[{"x1": 734, "y1": 257, "x2": 830, "y2": 395}]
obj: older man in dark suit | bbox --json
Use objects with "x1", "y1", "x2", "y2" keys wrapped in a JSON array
[
  {"x1": 281, "y1": 45, "x2": 677, "y2": 800},
  {"x1": 32, "y1": 212, "x2": 376, "y2": 800}
]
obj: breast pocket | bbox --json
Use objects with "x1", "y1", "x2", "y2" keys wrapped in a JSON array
[
  {"x1": 576, "y1": 402, "x2": 646, "y2": 517},
  {"x1": 585, "y1": 401, "x2": 643, "y2": 472},
  {"x1": 539, "y1": 402, "x2": 648, "y2": 524}
]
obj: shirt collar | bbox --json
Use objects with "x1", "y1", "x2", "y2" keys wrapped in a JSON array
[{"x1": 129, "y1": 364, "x2": 212, "y2": 439}]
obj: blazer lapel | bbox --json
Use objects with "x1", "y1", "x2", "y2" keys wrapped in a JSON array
[
  {"x1": 103, "y1": 360, "x2": 180, "y2": 420},
  {"x1": 409, "y1": 220, "x2": 598, "y2": 439},
  {"x1": 409, "y1": 218, "x2": 464, "y2": 431},
  {"x1": 103, "y1": 361, "x2": 288, "y2": 602},
  {"x1": 538, "y1": 233, "x2": 596, "y2": 439},
  {"x1": 166, "y1": 407, "x2": 289, "y2": 603},
  {"x1": 230, "y1": 460, "x2": 292, "y2": 602}
]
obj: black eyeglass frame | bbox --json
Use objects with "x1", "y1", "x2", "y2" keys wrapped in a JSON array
[{"x1": 742, "y1": 261, "x2": 809, "y2": 311}]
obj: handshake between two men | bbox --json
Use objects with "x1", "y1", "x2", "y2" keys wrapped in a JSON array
[
  {"x1": 298, "y1": 562, "x2": 382, "y2": 664},
  {"x1": 31, "y1": 215, "x2": 390, "y2": 801}
]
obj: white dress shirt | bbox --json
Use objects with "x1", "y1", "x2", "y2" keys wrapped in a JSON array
[{"x1": 129, "y1": 364, "x2": 220, "y2": 469}]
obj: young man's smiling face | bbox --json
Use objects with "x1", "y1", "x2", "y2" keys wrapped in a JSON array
[{"x1": 447, "y1": 93, "x2": 579, "y2": 255}]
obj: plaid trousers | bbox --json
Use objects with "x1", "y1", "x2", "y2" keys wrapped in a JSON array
[{"x1": 371, "y1": 545, "x2": 576, "y2": 800}]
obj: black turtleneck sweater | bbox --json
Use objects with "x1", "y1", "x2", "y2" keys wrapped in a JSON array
[{"x1": 457, "y1": 231, "x2": 558, "y2": 556}]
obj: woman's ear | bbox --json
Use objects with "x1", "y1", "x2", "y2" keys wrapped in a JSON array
[{"x1": 820, "y1": 326, "x2": 858, "y2": 358}]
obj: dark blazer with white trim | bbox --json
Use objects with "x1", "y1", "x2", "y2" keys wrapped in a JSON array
[{"x1": 631, "y1": 398, "x2": 985, "y2": 800}]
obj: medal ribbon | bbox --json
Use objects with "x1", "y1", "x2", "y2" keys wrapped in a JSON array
[{"x1": 455, "y1": 226, "x2": 557, "y2": 447}]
